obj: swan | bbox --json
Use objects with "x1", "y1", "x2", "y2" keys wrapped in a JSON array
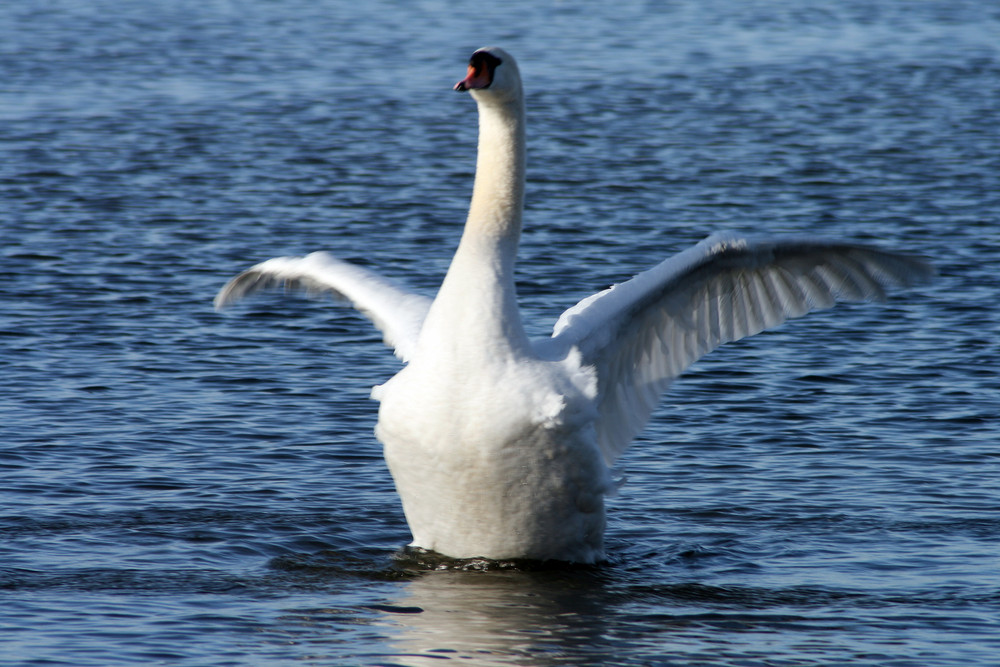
[{"x1": 215, "y1": 47, "x2": 932, "y2": 564}]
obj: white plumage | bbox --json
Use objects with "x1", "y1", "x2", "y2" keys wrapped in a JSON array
[{"x1": 215, "y1": 47, "x2": 932, "y2": 563}]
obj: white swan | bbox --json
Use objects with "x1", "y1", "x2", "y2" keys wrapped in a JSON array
[{"x1": 215, "y1": 47, "x2": 932, "y2": 564}]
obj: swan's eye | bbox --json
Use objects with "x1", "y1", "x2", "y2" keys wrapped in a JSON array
[
  {"x1": 455, "y1": 50, "x2": 504, "y2": 91},
  {"x1": 469, "y1": 51, "x2": 503, "y2": 75}
]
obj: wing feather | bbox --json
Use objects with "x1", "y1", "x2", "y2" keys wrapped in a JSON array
[
  {"x1": 548, "y1": 234, "x2": 933, "y2": 464},
  {"x1": 215, "y1": 252, "x2": 432, "y2": 362}
]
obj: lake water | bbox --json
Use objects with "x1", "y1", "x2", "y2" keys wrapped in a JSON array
[{"x1": 2, "y1": 1, "x2": 999, "y2": 665}]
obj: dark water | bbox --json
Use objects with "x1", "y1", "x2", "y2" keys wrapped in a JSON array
[{"x1": 2, "y1": 1, "x2": 999, "y2": 665}]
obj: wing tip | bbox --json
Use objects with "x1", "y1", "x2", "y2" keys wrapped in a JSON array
[
  {"x1": 910, "y1": 256, "x2": 937, "y2": 283},
  {"x1": 873, "y1": 250, "x2": 936, "y2": 291},
  {"x1": 213, "y1": 269, "x2": 270, "y2": 311},
  {"x1": 213, "y1": 284, "x2": 235, "y2": 311}
]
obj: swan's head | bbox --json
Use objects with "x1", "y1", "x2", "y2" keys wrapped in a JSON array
[{"x1": 454, "y1": 47, "x2": 522, "y2": 105}]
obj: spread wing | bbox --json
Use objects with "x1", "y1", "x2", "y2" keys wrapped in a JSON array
[
  {"x1": 215, "y1": 251, "x2": 432, "y2": 362},
  {"x1": 546, "y1": 234, "x2": 933, "y2": 464}
]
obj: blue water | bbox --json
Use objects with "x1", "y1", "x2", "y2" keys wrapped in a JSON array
[{"x1": 2, "y1": 1, "x2": 999, "y2": 665}]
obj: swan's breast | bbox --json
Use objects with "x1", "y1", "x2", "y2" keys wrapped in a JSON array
[{"x1": 372, "y1": 355, "x2": 611, "y2": 561}]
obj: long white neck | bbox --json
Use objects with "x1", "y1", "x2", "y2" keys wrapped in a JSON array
[
  {"x1": 464, "y1": 93, "x2": 526, "y2": 255},
  {"x1": 418, "y1": 90, "x2": 529, "y2": 358}
]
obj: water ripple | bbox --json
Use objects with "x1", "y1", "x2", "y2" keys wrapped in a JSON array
[{"x1": 2, "y1": 0, "x2": 999, "y2": 665}]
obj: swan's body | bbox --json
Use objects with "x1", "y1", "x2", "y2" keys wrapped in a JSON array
[{"x1": 216, "y1": 48, "x2": 932, "y2": 563}]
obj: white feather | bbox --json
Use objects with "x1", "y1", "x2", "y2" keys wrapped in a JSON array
[
  {"x1": 545, "y1": 233, "x2": 932, "y2": 465},
  {"x1": 215, "y1": 48, "x2": 932, "y2": 563},
  {"x1": 215, "y1": 251, "x2": 431, "y2": 362}
]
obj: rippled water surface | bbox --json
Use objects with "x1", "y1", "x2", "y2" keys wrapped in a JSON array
[{"x1": 2, "y1": 1, "x2": 999, "y2": 665}]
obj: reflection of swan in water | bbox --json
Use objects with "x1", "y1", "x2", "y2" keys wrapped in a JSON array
[
  {"x1": 216, "y1": 47, "x2": 933, "y2": 563},
  {"x1": 375, "y1": 569, "x2": 609, "y2": 666}
]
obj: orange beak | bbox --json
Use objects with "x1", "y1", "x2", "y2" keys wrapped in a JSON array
[{"x1": 454, "y1": 63, "x2": 492, "y2": 91}]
